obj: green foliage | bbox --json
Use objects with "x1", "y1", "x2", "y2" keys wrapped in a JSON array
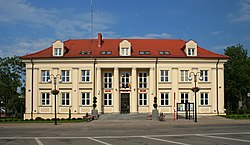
[
  {"x1": 0, "y1": 56, "x2": 25, "y2": 118},
  {"x1": 224, "y1": 44, "x2": 250, "y2": 114}
]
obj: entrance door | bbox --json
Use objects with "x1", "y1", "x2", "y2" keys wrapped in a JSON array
[{"x1": 121, "y1": 93, "x2": 130, "y2": 113}]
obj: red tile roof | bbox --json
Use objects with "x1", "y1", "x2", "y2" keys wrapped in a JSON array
[{"x1": 21, "y1": 37, "x2": 229, "y2": 59}]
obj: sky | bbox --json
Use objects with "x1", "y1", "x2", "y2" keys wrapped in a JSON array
[{"x1": 0, "y1": 0, "x2": 250, "y2": 57}]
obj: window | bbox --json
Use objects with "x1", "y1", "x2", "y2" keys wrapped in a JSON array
[
  {"x1": 200, "y1": 70, "x2": 208, "y2": 82},
  {"x1": 41, "y1": 93, "x2": 50, "y2": 106},
  {"x1": 161, "y1": 93, "x2": 169, "y2": 106},
  {"x1": 61, "y1": 92, "x2": 70, "y2": 106},
  {"x1": 82, "y1": 92, "x2": 90, "y2": 106},
  {"x1": 54, "y1": 48, "x2": 62, "y2": 56},
  {"x1": 188, "y1": 48, "x2": 195, "y2": 56},
  {"x1": 139, "y1": 93, "x2": 148, "y2": 106},
  {"x1": 181, "y1": 70, "x2": 189, "y2": 82},
  {"x1": 121, "y1": 72, "x2": 130, "y2": 88},
  {"x1": 82, "y1": 70, "x2": 90, "y2": 82},
  {"x1": 181, "y1": 93, "x2": 189, "y2": 103},
  {"x1": 41, "y1": 70, "x2": 50, "y2": 82},
  {"x1": 138, "y1": 72, "x2": 147, "y2": 88},
  {"x1": 100, "y1": 51, "x2": 112, "y2": 55},
  {"x1": 61, "y1": 70, "x2": 70, "y2": 82},
  {"x1": 80, "y1": 51, "x2": 91, "y2": 55},
  {"x1": 121, "y1": 48, "x2": 129, "y2": 56},
  {"x1": 160, "y1": 70, "x2": 169, "y2": 82},
  {"x1": 104, "y1": 94, "x2": 112, "y2": 106},
  {"x1": 139, "y1": 51, "x2": 151, "y2": 55},
  {"x1": 159, "y1": 51, "x2": 170, "y2": 55},
  {"x1": 104, "y1": 72, "x2": 112, "y2": 88},
  {"x1": 201, "y1": 93, "x2": 209, "y2": 105}
]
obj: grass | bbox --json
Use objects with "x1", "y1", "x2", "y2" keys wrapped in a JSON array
[
  {"x1": 221, "y1": 114, "x2": 250, "y2": 119},
  {"x1": 0, "y1": 117, "x2": 88, "y2": 123}
]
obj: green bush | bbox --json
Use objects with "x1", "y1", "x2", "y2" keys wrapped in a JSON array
[
  {"x1": 46, "y1": 118, "x2": 51, "y2": 121},
  {"x1": 72, "y1": 118, "x2": 76, "y2": 120},
  {"x1": 77, "y1": 118, "x2": 82, "y2": 120},
  {"x1": 61, "y1": 118, "x2": 65, "y2": 121},
  {"x1": 35, "y1": 117, "x2": 43, "y2": 121}
]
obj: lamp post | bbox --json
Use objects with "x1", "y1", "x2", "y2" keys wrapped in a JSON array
[
  {"x1": 49, "y1": 74, "x2": 61, "y2": 125},
  {"x1": 0, "y1": 100, "x2": 3, "y2": 118},
  {"x1": 189, "y1": 72, "x2": 202, "y2": 122}
]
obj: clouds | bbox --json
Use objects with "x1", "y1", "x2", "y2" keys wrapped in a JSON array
[
  {"x1": 127, "y1": 33, "x2": 172, "y2": 39},
  {"x1": 228, "y1": 0, "x2": 250, "y2": 22}
]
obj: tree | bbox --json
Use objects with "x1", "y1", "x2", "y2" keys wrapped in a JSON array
[
  {"x1": 0, "y1": 56, "x2": 25, "y2": 117},
  {"x1": 224, "y1": 44, "x2": 250, "y2": 114}
]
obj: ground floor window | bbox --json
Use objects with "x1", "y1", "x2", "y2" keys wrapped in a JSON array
[
  {"x1": 61, "y1": 92, "x2": 70, "y2": 106},
  {"x1": 181, "y1": 93, "x2": 189, "y2": 103},
  {"x1": 139, "y1": 93, "x2": 147, "y2": 106},
  {"x1": 161, "y1": 93, "x2": 169, "y2": 106},
  {"x1": 81, "y1": 92, "x2": 90, "y2": 106},
  {"x1": 200, "y1": 92, "x2": 209, "y2": 105},
  {"x1": 41, "y1": 93, "x2": 50, "y2": 106},
  {"x1": 104, "y1": 93, "x2": 112, "y2": 106}
]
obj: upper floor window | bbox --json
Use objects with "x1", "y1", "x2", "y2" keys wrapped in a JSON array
[
  {"x1": 181, "y1": 93, "x2": 189, "y2": 103},
  {"x1": 121, "y1": 72, "x2": 130, "y2": 88},
  {"x1": 61, "y1": 92, "x2": 70, "y2": 106},
  {"x1": 160, "y1": 70, "x2": 169, "y2": 82},
  {"x1": 200, "y1": 92, "x2": 209, "y2": 105},
  {"x1": 54, "y1": 48, "x2": 62, "y2": 56},
  {"x1": 41, "y1": 93, "x2": 50, "y2": 106},
  {"x1": 121, "y1": 48, "x2": 129, "y2": 56},
  {"x1": 61, "y1": 70, "x2": 70, "y2": 82},
  {"x1": 81, "y1": 92, "x2": 90, "y2": 106},
  {"x1": 161, "y1": 93, "x2": 169, "y2": 106},
  {"x1": 138, "y1": 72, "x2": 147, "y2": 88},
  {"x1": 104, "y1": 72, "x2": 112, "y2": 89},
  {"x1": 139, "y1": 93, "x2": 148, "y2": 106},
  {"x1": 53, "y1": 40, "x2": 64, "y2": 57},
  {"x1": 200, "y1": 70, "x2": 208, "y2": 82},
  {"x1": 181, "y1": 70, "x2": 189, "y2": 82},
  {"x1": 41, "y1": 70, "x2": 50, "y2": 82},
  {"x1": 82, "y1": 70, "x2": 90, "y2": 82},
  {"x1": 188, "y1": 48, "x2": 195, "y2": 56}
]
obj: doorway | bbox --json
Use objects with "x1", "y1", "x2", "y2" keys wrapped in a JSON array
[{"x1": 121, "y1": 93, "x2": 130, "y2": 113}]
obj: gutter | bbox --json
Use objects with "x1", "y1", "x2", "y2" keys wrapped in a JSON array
[
  {"x1": 216, "y1": 59, "x2": 219, "y2": 115},
  {"x1": 30, "y1": 58, "x2": 34, "y2": 119}
]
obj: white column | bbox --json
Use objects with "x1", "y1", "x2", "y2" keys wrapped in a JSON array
[
  {"x1": 72, "y1": 68, "x2": 79, "y2": 114},
  {"x1": 96, "y1": 67, "x2": 102, "y2": 113},
  {"x1": 131, "y1": 67, "x2": 138, "y2": 113},
  {"x1": 149, "y1": 67, "x2": 155, "y2": 112},
  {"x1": 113, "y1": 67, "x2": 120, "y2": 113},
  {"x1": 33, "y1": 68, "x2": 39, "y2": 114},
  {"x1": 172, "y1": 67, "x2": 178, "y2": 113}
]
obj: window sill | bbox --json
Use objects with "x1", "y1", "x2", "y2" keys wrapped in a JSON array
[
  {"x1": 39, "y1": 105, "x2": 52, "y2": 107},
  {"x1": 138, "y1": 105, "x2": 148, "y2": 107},
  {"x1": 199, "y1": 105, "x2": 211, "y2": 107},
  {"x1": 159, "y1": 105, "x2": 172, "y2": 107},
  {"x1": 158, "y1": 82, "x2": 172, "y2": 84},
  {"x1": 60, "y1": 82, "x2": 72, "y2": 84},
  {"x1": 59, "y1": 105, "x2": 72, "y2": 107},
  {"x1": 79, "y1": 82, "x2": 92, "y2": 84},
  {"x1": 103, "y1": 105, "x2": 113, "y2": 107},
  {"x1": 198, "y1": 82, "x2": 211, "y2": 84},
  {"x1": 179, "y1": 82, "x2": 191, "y2": 84},
  {"x1": 79, "y1": 105, "x2": 91, "y2": 107},
  {"x1": 39, "y1": 82, "x2": 51, "y2": 84}
]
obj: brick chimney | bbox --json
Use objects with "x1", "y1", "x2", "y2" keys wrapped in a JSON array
[{"x1": 98, "y1": 33, "x2": 102, "y2": 47}]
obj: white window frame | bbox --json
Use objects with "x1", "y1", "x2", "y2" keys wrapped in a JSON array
[
  {"x1": 81, "y1": 92, "x2": 90, "y2": 106},
  {"x1": 160, "y1": 70, "x2": 169, "y2": 82},
  {"x1": 81, "y1": 70, "x2": 90, "y2": 82},
  {"x1": 181, "y1": 93, "x2": 189, "y2": 103},
  {"x1": 54, "y1": 48, "x2": 62, "y2": 56},
  {"x1": 104, "y1": 93, "x2": 112, "y2": 106},
  {"x1": 201, "y1": 92, "x2": 209, "y2": 105},
  {"x1": 181, "y1": 70, "x2": 189, "y2": 82},
  {"x1": 41, "y1": 70, "x2": 50, "y2": 82},
  {"x1": 139, "y1": 93, "x2": 148, "y2": 106},
  {"x1": 138, "y1": 72, "x2": 148, "y2": 88},
  {"x1": 121, "y1": 72, "x2": 130, "y2": 88},
  {"x1": 188, "y1": 48, "x2": 195, "y2": 56},
  {"x1": 160, "y1": 93, "x2": 169, "y2": 106},
  {"x1": 121, "y1": 47, "x2": 129, "y2": 56},
  {"x1": 61, "y1": 92, "x2": 70, "y2": 106},
  {"x1": 41, "y1": 93, "x2": 50, "y2": 106},
  {"x1": 103, "y1": 72, "x2": 112, "y2": 89},
  {"x1": 200, "y1": 70, "x2": 209, "y2": 82},
  {"x1": 61, "y1": 70, "x2": 70, "y2": 82}
]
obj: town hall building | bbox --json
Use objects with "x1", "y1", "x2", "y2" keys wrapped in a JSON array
[{"x1": 21, "y1": 33, "x2": 228, "y2": 119}]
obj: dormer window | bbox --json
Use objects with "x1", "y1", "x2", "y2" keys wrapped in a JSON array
[
  {"x1": 119, "y1": 40, "x2": 131, "y2": 56},
  {"x1": 185, "y1": 40, "x2": 197, "y2": 56},
  {"x1": 52, "y1": 40, "x2": 64, "y2": 57},
  {"x1": 188, "y1": 48, "x2": 195, "y2": 56}
]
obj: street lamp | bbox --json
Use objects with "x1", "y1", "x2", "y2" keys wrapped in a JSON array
[
  {"x1": 0, "y1": 100, "x2": 3, "y2": 118},
  {"x1": 48, "y1": 74, "x2": 61, "y2": 125},
  {"x1": 189, "y1": 72, "x2": 202, "y2": 122}
]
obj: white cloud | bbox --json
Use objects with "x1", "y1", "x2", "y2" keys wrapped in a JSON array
[
  {"x1": 210, "y1": 44, "x2": 232, "y2": 53},
  {"x1": 228, "y1": 0, "x2": 250, "y2": 22},
  {"x1": 128, "y1": 33, "x2": 172, "y2": 39},
  {"x1": 210, "y1": 31, "x2": 223, "y2": 36}
]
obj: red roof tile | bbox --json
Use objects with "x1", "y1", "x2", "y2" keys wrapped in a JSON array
[{"x1": 21, "y1": 37, "x2": 229, "y2": 59}]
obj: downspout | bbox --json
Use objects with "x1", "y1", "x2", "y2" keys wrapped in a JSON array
[
  {"x1": 30, "y1": 58, "x2": 34, "y2": 119},
  {"x1": 155, "y1": 58, "x2": 158, "y2": 101},
  {"x1": 93, "y1": 57, "x2": 96, "y2": 105},
  {"x1": 216, "y1": 59, "x2": 219, "y2": 115}
]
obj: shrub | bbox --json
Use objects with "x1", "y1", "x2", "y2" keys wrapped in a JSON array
[
  {"x1": 72, "y1": 118, "x2": 76, "y2": 120},
  {"x1": 77, "y1": 118, "x2": 82, "y2": 120},
  {"x1": 35, "y1": 117, "x2": 43, "y2": 121},
  {"x1": 66, "y1": 118, "x2": 71, "y2": 120},
  {"x1": 29, "y1": 119, "x2": 34, "y2": 121},
  {"x1": 61, "y1": 118, "x2": 65, "y2": 121},
  {"x1": 25, "y1": 119, "x2": 29, "y2": 121},
  {"x1": 46, "y1": 118, "x2": 51, "y2": 121}
]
